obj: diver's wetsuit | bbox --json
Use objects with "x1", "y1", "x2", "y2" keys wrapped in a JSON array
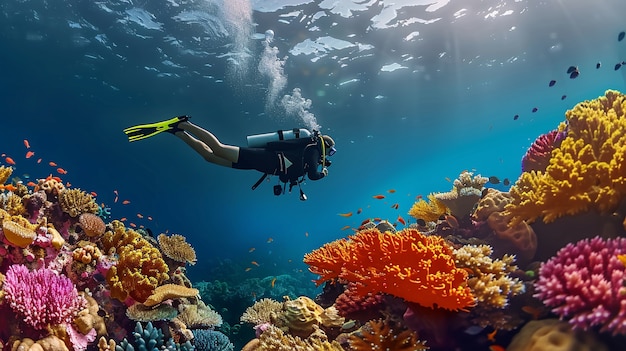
[{"x1": 232, "y1": 140, "x2": 326, "y2": 182}]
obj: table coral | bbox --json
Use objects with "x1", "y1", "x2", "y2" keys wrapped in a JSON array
[
  {"x1": 534, "y1": 236, "x2": 626, "y2": 335},
  {"x1": 2, "y1": 264, "x2": 86, "y2": 330},
  {"x1": 142, "y1": 284, "x2": 199, "y2": 307},
  {"x1": 157, "y1": 233, "x2": 197, "y2": 266},
  {"x1": 304, "y1": 227, "x2": 475, "y2": 311},
  {"x1": 101, "y1": 221, "x2": 169, "y2": 303},
  {"x1": 506, "y1": 90, "x2": 626, "y2": 225}
]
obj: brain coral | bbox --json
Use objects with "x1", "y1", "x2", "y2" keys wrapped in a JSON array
[
  {"x1": 304, "y1": 227, "x2": 474, "y2": 311},
  {"x1": 534, "y1": 236, "x2": 626, "y2": 335},
  {"x1": 506, "y1": 90, "x2": 626, "y2": 225},
  {"x1": 102, "y1": 221, "x2": 169, "y2": 303}
]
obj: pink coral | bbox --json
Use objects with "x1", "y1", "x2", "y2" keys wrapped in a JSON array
[
  {"x1": 2, "y1": 264, "x2": 86, "y2": 330},
  {"x1": 521, "y1": 129, "x2": 565, "y2": 173},
  {"x1": 534, "y1": 236, "x2": 626, "y2": 335}
]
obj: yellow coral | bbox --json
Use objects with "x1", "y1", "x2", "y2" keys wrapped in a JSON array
[
  {"x1": 2, "y1": 219, "x2": 37, "y2": 248},
  {"x1": 453, "y1": 244, "x2": 524, "y2": 309},
  {"x1": 257, "y1": 324, "x2": 343, "y2": 351},
  {"x1": 102, "y1": 222, "x2": 169, "y2": 303},
  {"x1": 408, "y1": 193, "x2": 448, "y2": 222},
  {"x1": 506, "y1": 90, "x2": 626, "y2": 225},
  {"x1": 3, "y1": 194, "x2": 26, "y2": 216},
  {"x1": 157, "y1": 233, "x2": 197, "y2": 265},
  {"x1": 59, "y1": 188, "x2": 99, "y2": 218},
  {"x1": 72, "y1": 241, "x2": 103, "y2": 264},
  {"x1": 348, "y1": 319, "x2": 428, "y2": 351},
  {"x1": 241, "y1": 298, "x2": 284, "y2": 325},
  {"x1": 472, "y1": 189, "x2": 512, "y2": 222},
  {"x1": 0, "y1": 166, "x2": 12, "y2": 185},
  {"x1": 272, "y1": 296, "x2": 325, "y2": 339}
]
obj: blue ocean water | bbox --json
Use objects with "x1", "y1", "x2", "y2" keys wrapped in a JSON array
[{"x1": 1, "y1": 0, "x2": 626, "y2": 348}]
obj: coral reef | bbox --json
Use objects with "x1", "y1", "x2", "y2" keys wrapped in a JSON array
[
  {"x1": 143, "y1": 284, "x2": 199, "y2": 307},
  {"x1": 254, "y1": 324, "x2": 343, "y2": 351},
  {"x1": 241, "y1": 298, "x2": 283, "y2": 326},
  {"x1": 304, "y1": 227, "x2": 475, "y2": 311},
  {"x1": 408, "y1": 194, "x2": 448, "y2": 223},
  {"x1": 271, "y1": 296, "x2": 344, "y2": 339},
  {"x1": 78, "y1": 213, "x2": 106, "y2": 237},
  {"x1": 506, "y1": 90, "x2": 626, "y2": 225},
  {"x1": 534, "y1": 236, "x2": 626, "y2": 335},
  {"x1": 59, "y1": 189, "x2": 99, "y2": 218},
  {"x1": 192, "y1": 329, "x2": 234, "y2": 351},
  {"x1": 177, "y1": 300, "x2": 223, "y2": 329}
]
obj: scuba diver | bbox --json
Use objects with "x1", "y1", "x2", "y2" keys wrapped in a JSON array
[{"x1": 123, "y1": 116, "x2": 336, "y2": 200}]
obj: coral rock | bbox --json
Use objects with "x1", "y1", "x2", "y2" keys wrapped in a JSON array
[
  {"x1": 508, "y1": 319, "x2": 608, "y2": 351},
  {"x1": 273, "y1": 296, "x2": 325, "y2": 339},
  {"x1": 472, "y1": 189, "x2": 512, "y2": 222},
  {"x1": 487, "y1": 211, "x2": 537, "y2": 262}
]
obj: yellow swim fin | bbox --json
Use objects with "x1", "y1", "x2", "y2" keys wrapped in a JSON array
[{"x1": 123, "y1": 115, "x2": 189, "y2": 142}]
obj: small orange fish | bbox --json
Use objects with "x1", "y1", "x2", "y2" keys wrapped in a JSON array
[
  {"x1": 489, "y1": 346, "x2": 505, "y2": 351},
  {"x1": 90, "y1": 191, "x2": 97, "y2": 197},
  {"x1": 521, "y1": 305, "x2": 542, "y2": 320},
  {"x1": 1, "y1": 184, "x2": 17, "y2": 192},
  {"x1": 271, "y1": 277, "x2": 277, "y2": 288},
  {"x1": 129, "y1": 222, "x2": 137, "y2": 228},
  {"x1": 397, "y1": 215, "x2": 406, "y2": 226},
  {"x1": 137, "y1": 213, "x2": 144, "y2": 219},
  {"x1": 388, "y1": 189, "x2": 396, "y2": 193},
  {"x1": 372, "y1": 195, "x2": 385, "y2": 199},
  {"x1": 360, "y1": 219, "x2": 371, "y2": 226},
  {"x1": 122, "y1": 200, "x2": 131, "y2": 205},
  {"x1": 23, "y1": 139, "x2": 30, "y2": 149},
  {"x1": 245, "y1": 267, "x2": 252, "y2": 272},
  {"x1": 57, "y1": 168, "x2": 68, "y2": 175},
  {"x1": 267, "y1": 237, "x2": 273, "y2": 243},
  {"x1": 49, "y1": 161, "x2": 57, "y2": 167},
  {"x1": 487, "y1": 329, "x2": 498, "y2": 342},
  {"x1": 338, "y1": 212, "x2": 353, "y2": 217},
  {"x1": 25, "y1": 151, "x2": 35, "y2": 159},
  {"x1": 341, "y1": 225, "x2": 351, "y2": 231},
  {"x1": 249, "y1": 247, "x2": 256, "y2": 253},
  {"x1": 5, "y1": 157, "x2": 15, "y2": 165},
  {"x1": 356, "y1": 208, "x2": 362, "y2": 214},
  {"x1": 120, "y1": 217, "x2": 127, "y2": 222},
  {"x1": 26, "y1": 181, "x2": 37, "y2": 187},
  {"x1": 251, "y1": 261, "x2": 260, "y2": 267},
  {"x1": 37, "y1": 158, "x2": 42, "y2": 164}
]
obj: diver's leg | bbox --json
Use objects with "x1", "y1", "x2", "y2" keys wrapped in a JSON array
[
  {"x1": 178, "y1": 121, "x2": 240, "y2": 163},
  {"x1": 173, "y1": 131, "x2": 235, "y2": 168}
]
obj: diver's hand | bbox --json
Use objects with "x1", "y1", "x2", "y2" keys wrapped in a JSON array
[{"x1": 322, "y1": 167, "x2": 328, "y2": 177}]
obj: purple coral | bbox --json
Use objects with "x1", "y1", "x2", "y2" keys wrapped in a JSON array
[
  {"x1": 521, "y1": 129, "x2": 566, "y2": 173},
  {"x1": 534, "y1": 236, "x2": 626, "y2": 335},
  {"x1": 2, "y1": 264, "x2": 85, "y2": 330}
]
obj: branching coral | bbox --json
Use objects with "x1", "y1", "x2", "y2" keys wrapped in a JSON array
[
  {"x1": 534, "y1": 236, "x2": 626, "y2": 335},
  {"x1": 101, "y1": 221, "x2": 169, "y2": 303},
  {"x1": 2, "y1": 264, "x2": 86, "y2": 330},
  {"x1": 157, "y1": 233, "x2": 197, "y2": 265},
  {"x1": 0, "y1": 165, "x2": 12, "y2": 185},
  {"x1": 434, "y1": 171, "x2": 488, "y2": 218},
  {"x1": 241, "y1": 298, "x2": 284, "y2": 326},
  {"x1": 304, "y1": 227, "x2": 475, "y2": 311},
  {"x1": 334, "y1": 282, "x2": 385, "y2": 321},
  {"x1": 59, "y1": 189, "x2": 99, "y2": 218},
  {"x1": 2, "y1": 193, "x2": 26, "y2": 216},
  {"x1": 348, "y1": 318, "x2": 428, "y2": 351},
  {"x1": 408, "y1": 194, "x2": 448, "y2": 222},
  {"x1": 256, "y1": 324, "x2": 343, "y2": 351},
  {"x1": 506, "y1": 90, "x2": 626, "y2": 225},
  {"x1": 521, "y1": 129, "x2": 567, "y2": 173}
]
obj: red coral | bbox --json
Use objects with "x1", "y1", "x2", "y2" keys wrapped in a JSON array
[
  {"x1": 521, "y1": 129, "x2": 565, "y2": 173},
  {"x1": 304, "y1": 228, "x2": 474, "y2": 311},
  {"x1": 334, "y1": 282, "x2": 384, "y2": 321}
]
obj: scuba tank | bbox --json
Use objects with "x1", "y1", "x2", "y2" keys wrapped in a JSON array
[{"x1": 246, "y1": 128, "x2": 312, "y2": 148}]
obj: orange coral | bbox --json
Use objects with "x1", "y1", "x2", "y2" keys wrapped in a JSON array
[
  {"x1": 348, "y1": 319, "x2": 428, "y2": 351},
  {"x1": 506, "y1": 90, "x2": 626, "y2": 225},
  {"x1": 102, "y1": 221, "x2": 169, "y2": 303},
  {"x1": 304, "y1": 228, "x2": 474, "y2": 311}
]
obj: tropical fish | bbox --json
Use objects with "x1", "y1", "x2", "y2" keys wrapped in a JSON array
[
  {"x1": 521, "y1": 305, "x2": 542, "y2": 320},
  {"x1": 548, "y1": 79, "x2": 556, "y2": 87},
  {"x1": 338, "y1": 212, "x2": 353, "y2": 217},
  {"x1": 531, "y1": 107, "x2": 538, "y2": 113},
  {"x1": 0, "y1": 184, "x2": 18, "y2": 192},
  {"x1": 341, "y1": 225, "x2": 351, "y2": 231},
  {"x1": 49, "y1": 161, "x2": 57, "y2": 167},
  {"x1": 503, "y1": 178, "x2": 510, "y2": 186},
  {"x1": 120, "y1": 217, "x2": 127, "y2": 222},
  {"x1": 122, "y1": 200, "x2": 131, "y2": 205},
  {"x1": 137, "y1": 213, "x2": 144, "y2": 219},
  {"x1": 615, "y1": 62, "x2": 622, "y2": 71},
  {"x1": 251, "y1": 261, "x2": 260, "y2": 267},
  {"x1": 387, "y1": 189, "x2": 396, "y2": 193},
  {"x1": 397, "y1": 215, "x2": 406, "y2": 226},
  {"x1": 23, "y1": 139, "x2": 30, "y2": 149},
  {"x1": 148, "y1": 216, "x2": 153, "y2": 221},
  {"x1": 90, "y1": 191, "x2": 97, "y2": 197},
  {"x1": 372, "y1": 195, "x2": 385, "y2": 199},
  {"x1": 566, "y1": 65, "x2": 578, "y2": 74},
  {"x1": 513, "y1": 114, "x2": 519, "y2": 120},
  {"x1": 5, "y1": 157, "x2": 15, "y2": 165},
  {"x1": 270, "y1": 277, "x2": 277, "y2": 288},
  {"x1": 619, "y1": 31, "x2": 625, "y2": 42},
  {"x1": 245, "y1": 267, "x2": 252, "y2": 272},
  {"x1": 445, "y1": 177, "x2": 451, "y2": 182},
  {"x1": 249, "y1": 247, "x2": 255, "y2": 253},
  {"x1": 391, "y1": 203, "x2": 399, "y2": 209},
  {"x1": 596, "y1": 62, "x2": 601, "y2": 69},
  {"x1": 569, "y1": 69, "x2": 579, "y2": 79},
  {"x1": 25, "y1": 151, "x2": 35, "y2": 159},
  {"x1": 57, "y1": 168, "x2": 68, "y2": 175},
  {"x1": 487, "y1": 328, "x2": 498, "y2": 342},
  {"x1": 267, "y1": 237, "x2": 273, "y2": 243},
  {"x1": 129, "y1": 223, "x2": 137, "y2": 228},
  {"x1": 37, "y1": 158, "x2": 42, "y2": 164},
  {"x1": 26, "y1": 181, "x2": 36, "y2": 187},
  {"x1": 561, "y1": 95, "x2": 567, "y2": 100},
  {"x1": 488, "y1": 176, "x2": 500, "y2": 184},
  {"x1": 305, "y1": 232, "x2": 309, "y2": 237},
  {"x1": 356, "y1": 208, "x2": 362, "y2": 214}
]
